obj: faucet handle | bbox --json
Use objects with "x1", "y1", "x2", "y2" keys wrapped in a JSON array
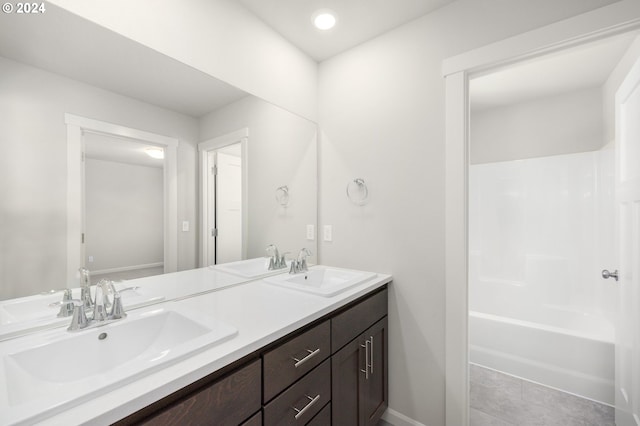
[
  {"x1": 50, "y1": 299, "x2": 89, "y2": 331},
  {"x1": 108, "y1": 287, "x2": 138, "y2": 320},
  {"x1": 53, "y1": 289, "x2": 74, "y2": 318},
  {"x1": 278, "y1": 252, "x2": 290, "y2": 269}
]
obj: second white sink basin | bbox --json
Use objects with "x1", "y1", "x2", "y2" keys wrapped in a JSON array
[
  {"x1": 264, "y1": 266, "x2": 376, "y2": 297},
  {"x1": 2, "y1": 306, "x2": 237, "y2": 418}
]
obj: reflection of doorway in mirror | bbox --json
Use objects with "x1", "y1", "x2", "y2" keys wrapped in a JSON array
[
  {"x1": 83, "y1": 133, "x2": 165, "y2": 282},
  {"x1": 199, "y1": 128, "x2": 248, "y2": 267},
  {"x1": 210, "y1": 145, "x2": 242, "y2": 264}
]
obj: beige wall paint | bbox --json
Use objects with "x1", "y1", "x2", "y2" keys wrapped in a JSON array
[
  {"x1": 318, "y1": 0, "x2": 619, "y2": 424},
  {"x1": 0, "y1": 56, "x2": 198, "y2": 299},
  {"x1": 470, "y1": 87, "x2": 604, "y2": 164}
]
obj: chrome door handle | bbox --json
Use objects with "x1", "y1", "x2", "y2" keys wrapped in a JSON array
[
  {"x1": 292, "y1": 348, "x2": 320, "y2": 368},
  {"x1": 369, "y1": 335, "x2": 374, "y2": 374},
  {"x1": 602, "y1": 269, "x2": 618, "y2": 281},
  {"x1": 360, "y1": 339, "x2": 371, "y2": 380},
  {"x1": 292, "y1": 394, "x2": 320, "y2": 420}
]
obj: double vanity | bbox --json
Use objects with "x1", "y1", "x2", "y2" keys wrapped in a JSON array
[{"x1": 0, "y1": 260, "x2": 390, "y2": 425}]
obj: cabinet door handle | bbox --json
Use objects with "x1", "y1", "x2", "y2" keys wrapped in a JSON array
[
  {"x1": 292, "y1": 348, "x2": 320, "y2": 368},
  {"x1": 292, "y1": 394, "x2": 320, "y2": 419},
  {"x1": 360, "y1": 339, "x2": 370, "y2": 380},
  {"x1": 370, "y1": 335, "x2": 374, "y2": 374}
]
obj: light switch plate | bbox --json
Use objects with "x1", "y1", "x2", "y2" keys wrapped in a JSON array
[
  {"x1": 306, "y1": 224, "x2": 315, "y2": 240},
  {"x1": 182, "y1": 221, "x2": 189, "y2": 232},
  {"x1": 323, "y1": 225, "x2": 332, "y2": 242}
]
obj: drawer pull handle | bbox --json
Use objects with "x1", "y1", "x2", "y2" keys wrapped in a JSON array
[
  {"x1": 292, "y1": 348, "x2": 320, "y2": 368},
  {"x1": 293, "y1": 394, "x2": 321, "y2": 420}
]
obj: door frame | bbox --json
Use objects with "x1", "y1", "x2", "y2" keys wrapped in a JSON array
[
  {"x1": 442, "y1": 3, "x2": 640, "y2": 425},
  {"x1": 198, "y1": 128, "x2": 248, "y2": 267},
  {"x1": 65, "y1": 113, "x2": 179, "y2": 286}
]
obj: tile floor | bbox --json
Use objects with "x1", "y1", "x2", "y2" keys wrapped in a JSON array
[{"x1": 470, "y1": 364, "x2": 615, "y2": 426}]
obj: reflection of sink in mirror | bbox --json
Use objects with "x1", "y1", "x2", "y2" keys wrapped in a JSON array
[
  {"x1": 212, "y1": 257, "x2": 291, "y2": 279},
  {"x1": 1, "y1": 307, "x2": 237, "y2": 418},
  {"x1": 263, "y1": 266, "x2": 377, "y2": 297}
]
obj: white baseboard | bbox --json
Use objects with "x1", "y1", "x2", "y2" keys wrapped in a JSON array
[
  {"x1": 382, "y1": 408, "x2": 428, "y2": 426},
  {"x1": 91, "y1": 262, "x2": 164, "y2": 275}
]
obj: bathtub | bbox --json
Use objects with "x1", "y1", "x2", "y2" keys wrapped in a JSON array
[{"x1": 469, "y1": 309, "x2": 614, "y2": 404}]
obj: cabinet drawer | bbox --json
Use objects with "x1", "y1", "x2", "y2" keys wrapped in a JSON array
[
  {"x1": 332, "y1": 288, "x2": 387, "y2": 352},
  {"x1": 140, "y1": 359, "x2": 261, "y2": 426},
  {"x1": 263, "y1": 320, "x2": 330, "y2": 401},
  {"x1": 241, "y1": 410, "x2": 262, "y2": 426},
  {"x1": 264, "y1": 359, "x2": 331, "y2": 426},
  {"x1": 307, "y1": 402, "x2": 330, "y2": 425}
]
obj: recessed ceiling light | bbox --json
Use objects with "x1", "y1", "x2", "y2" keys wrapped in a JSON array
[
  {"x1": 144, "y1": 147, "x2": 164, "y2": 159},
  {"x1": 312, "y1": 9, "x2": 337, "y2": 31}
]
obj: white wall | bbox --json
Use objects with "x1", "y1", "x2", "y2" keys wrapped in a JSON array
[
  {"x1": 200, "y1": 96, "x2": 318, "y2": 263},
  {"x1": 85, "y1": 158, "x2": 164, "y2": 272},
  {"x1": 0, "y1": 56, "x2": 199, "y2": 299},
  {"x1": 47, "y1": 0, "x2": 318, "y2": 122},
  {"x1": 470, "y1": 87, "x2": 604, "y2": 164},
  {"x1": 317, "y1": 0, "x2": 619, "y2": 424}
]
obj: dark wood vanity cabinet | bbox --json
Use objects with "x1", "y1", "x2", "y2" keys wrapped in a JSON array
[
  {"x1": 121, "y1": 285, "x2": 388, "y2": 426},
  {"x1": 135, "y1": 358, "x2": 262, "y2": 426}
]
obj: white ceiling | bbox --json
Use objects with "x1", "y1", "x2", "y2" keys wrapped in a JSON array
[
  {"x1": 0, "y1": 4, "x2": 247, "y2": 118},
  {"x1": 470, "y1": 32, "x2": 638, "y2": 111},
  {"x1": 84, "y1": 133, "x2": 164, "y2": 168},
  {"x1": 238, "y1": 0, "x2": 457, "y2": 61}
]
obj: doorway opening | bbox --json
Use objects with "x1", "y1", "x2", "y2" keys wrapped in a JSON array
[
  {"x1": 443, "y1": 5, "x2": 640, "y2": 425},
  {"x1": 65, "y1": 114, "x2": 178, "y2": 286}
]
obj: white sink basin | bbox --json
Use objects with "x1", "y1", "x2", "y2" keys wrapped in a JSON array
[
  {"x1": 212, "y1": 257, "x2": 290, "y2": 278},
  {"x1": 263, "y1": 266, "x2": 376, "y2": 297},
  {"x1": 1, "y1": 307, "x2": 237, "y2": 417}
]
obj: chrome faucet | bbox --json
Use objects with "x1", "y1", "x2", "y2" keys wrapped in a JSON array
[
  {"x1": 50, "y1": 279, "x2": 138, "y2": 331},
  {"x1": 93, "y1": 279, "x2": 116, "y2": 322},
  {"x1": 289, "y1": 248, "x2": 312, "y2": 274},
  {"x1": 55, "y1": 288, "x2": 75, "y2": 318},
  {"x1": 266, "y1": 244, "x2": 288, "y2": 270}
]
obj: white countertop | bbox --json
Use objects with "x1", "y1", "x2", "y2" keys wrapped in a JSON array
[{"x1": 0, "y1": 266, "x2": 391, "y2": 425}]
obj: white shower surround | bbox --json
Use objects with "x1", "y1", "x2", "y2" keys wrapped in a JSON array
[{"x1": 469, "y1": 150, "x2": 616, "y2": 404}]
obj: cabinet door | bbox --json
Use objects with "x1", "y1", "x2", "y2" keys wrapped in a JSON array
[
  {"x1": 332, "y1": 318, "x2": 388, "y2": 426},
  {"x1": 360, "y1": 318, "x2": 388, "y2": 426},
  {"x1": 331, "y1": 336, "x2": 363, "y2": 426}
]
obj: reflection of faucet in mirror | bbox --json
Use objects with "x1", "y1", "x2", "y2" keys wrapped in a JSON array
[
  {"x1": 289, "y1": 248, "x2": 312, "y2": 274},
  {"x1": 266, "y1": 244, "x2": 288, "y2": 270},
  {"x1": 78, "y1": 267, "x2": 93, "y2": 311}
]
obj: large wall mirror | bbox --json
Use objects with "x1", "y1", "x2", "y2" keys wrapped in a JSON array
[{"x1": 0, "y1": 6, "x2": 317, "y2": 312}]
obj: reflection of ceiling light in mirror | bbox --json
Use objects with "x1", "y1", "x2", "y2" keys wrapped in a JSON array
[
  {"x1": 144, "y1": 147, "x2": 164, "y2": 159},
  {"x1": 312, "y1": 10, "x2": 336, "y2": 30}
]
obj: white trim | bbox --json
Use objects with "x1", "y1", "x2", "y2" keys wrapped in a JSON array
[
  {"x1": 382, "y1": 408, "x2": 429, "y2": 426},
  {"x1": 443, "y1": 3, "x2": 640, "y2": 426},
  {"x1": 90, "y1": 262, "x2": 164, "y2": 275},
  {"x1": 198, "y1": 128, "x2": 249, "y2": 267},
  {"x1": 442, "y1": 0, "x2": 640, "y2": 77},
  {"x1": 65, "y1": 114, "x2": 179, "y2": 286}
]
